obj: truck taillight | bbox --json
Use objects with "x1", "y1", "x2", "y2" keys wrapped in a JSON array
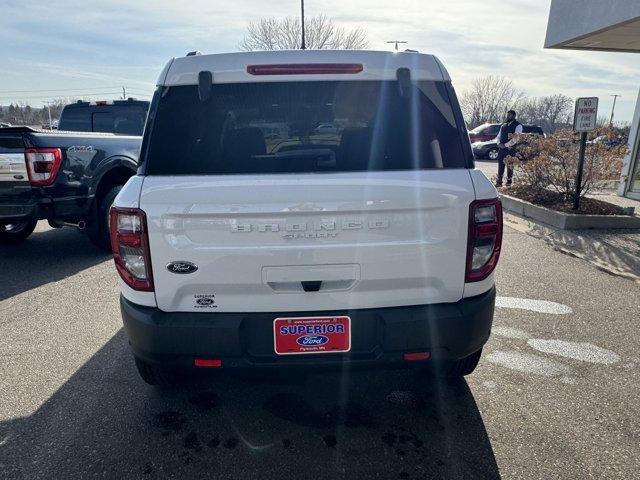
[
  {"x1": 110, "y1": 207, "x2": 154, "y2": 291},
  {"x1": 25, "y1": 148, "x2": 62, "y2": 186},
  {"x1": 465, "y1": 198, "x2": 502, "y2": 282}
]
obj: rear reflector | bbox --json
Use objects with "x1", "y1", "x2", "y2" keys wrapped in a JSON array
[
  {"x1": 247, "y1": 63, "x2": 363, "y2": 76},
  {"x1": 403, "y1": 352, "x2": 430, "y2": 361},
  {"x1": 194, "y1": 358, "x2": 222, "y2": 368}
]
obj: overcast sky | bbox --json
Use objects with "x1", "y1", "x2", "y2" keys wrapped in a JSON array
[{"x1": 0, "y1": 0, "x2": 638, "y2": 122}]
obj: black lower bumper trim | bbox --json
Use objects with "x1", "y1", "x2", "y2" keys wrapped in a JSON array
[
  {"x1": 0, "y1": 200, "x2": 40, "y2": 223},
  {"x1": 120, "y1": 287, "x2": 496, "y2": 370}
]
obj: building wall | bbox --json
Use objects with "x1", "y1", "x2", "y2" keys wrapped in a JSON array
[
  {"x1": 545, "y1": 0, "x2": 640, "y2": 48},
  {"x1": 619, "y1": 89, "x2": 640, "y2": 198}
]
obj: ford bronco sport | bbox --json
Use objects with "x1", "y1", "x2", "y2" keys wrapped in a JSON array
[{"x1": 110, "y1": 50, "x2": 502, "y2": 386}]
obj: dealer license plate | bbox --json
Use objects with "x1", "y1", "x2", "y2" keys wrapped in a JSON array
[{"x1": 273, "y1": 316, "x2": 351, "y2": 355}]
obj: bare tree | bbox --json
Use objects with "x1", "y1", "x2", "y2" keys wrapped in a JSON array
[
  {"x1": 517, "y1": 94, "x2": 573, "y2": 133},
  {"x1": 460, "y1": 76, "x2": 525, "y2": 127},
  {"x1": 240, "y1": 15, "x2": 368, "y2": 51}
]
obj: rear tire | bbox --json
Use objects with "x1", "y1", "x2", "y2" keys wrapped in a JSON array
[
  {"x1": 134, "y1": 356, "x2": 184, "y2": 387},
  {"x1": 88, "y1": 185, "x2": 122, "y2": 251},
  {"x1": 0, "y1": 220, "x2": 38, "y2": 244},
  {"x1": 437, "y1": 348, "x2": 483, "y2": 378}
]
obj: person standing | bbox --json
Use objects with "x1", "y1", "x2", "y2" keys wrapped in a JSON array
[{"x1": 495, "y1": 110, "x2": 523, "y2": 187}]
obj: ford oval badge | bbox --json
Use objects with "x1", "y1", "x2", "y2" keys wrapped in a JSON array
[
  {"x1": 166, "y1": 261, "x2": 198, "y2": 274},
  {"x1": 296, "y1": 335, "x2": 329, "y2": 346}
]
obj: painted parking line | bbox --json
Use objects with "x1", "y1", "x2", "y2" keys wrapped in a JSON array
[
  {"x1": 527, "y1": 339, "x2": 620, "y2": 365},
  {"x1": 486, "y1": 350, "x2": 570, "y2": 377},
  {"x1": 496, "y1": 297, "x2": 573, "y2": 315}
]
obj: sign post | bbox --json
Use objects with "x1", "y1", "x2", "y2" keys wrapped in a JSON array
[{"x1": 572, "y1": 97, "x2": 598, "y2": 210}]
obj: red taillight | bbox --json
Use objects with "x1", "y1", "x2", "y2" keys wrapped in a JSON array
[
  {"x1": 465, "y1": 198, "x2": 503, "y2": 282},
  {"x1": 109, "y1": 207, "x2": 154, "y2": 292},
  {"x1": 25, "y1": 148, "x2": 62, "y2": 186},
  {"x1": 247, "y1": 63, "x2": 363, "y2": 75},
  {"x1": 194, "y1": 358, "x2": 222, "y2": 368}
]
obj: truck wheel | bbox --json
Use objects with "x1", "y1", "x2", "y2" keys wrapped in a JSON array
[
  {"x1": 88, "y1": 185, "x2": 122, "y2": 251},
  {"x1": 437, "y1": 349, "x2": 483, "y2": 378},
  {"x1": 0, "y1": 220, "x2": 38, "y2": 244}
]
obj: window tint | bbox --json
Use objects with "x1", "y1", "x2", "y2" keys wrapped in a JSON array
[
  {"x1": 59, "y1": 109, "x2": 91, "y2": 132},
  {"x1": 93, "y1": 112, "x2": 114, "y2": 133},
  {"x1": 143, "y1": 80, "x2": 467, "y2": 175},
  {"x1": 0, "y1": 137, "x2": 24, "y2": 153},
  {"x1": 486, "y1": 125, "x2": 500, "y2": 135},
  {"x1": 59, "y1": 105, "x2": 148, "y2": 135}
]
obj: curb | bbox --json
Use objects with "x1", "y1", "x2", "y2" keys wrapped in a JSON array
[{"x1": 501, "y1": 194, "x2": 640, "y2": 230}]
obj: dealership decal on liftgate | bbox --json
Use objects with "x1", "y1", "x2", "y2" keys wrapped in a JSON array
[{"x1": 194, "y1": 294, "x2": 217, "y2": 308}]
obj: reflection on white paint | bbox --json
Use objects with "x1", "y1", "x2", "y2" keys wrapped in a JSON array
[
  {"x1": 492, "y1": 326, "x2": 530, "y2": 340},
  {"x1": 496, "y1": 297, "x2": 573, "y2": 315},
  {"x1": 486, "y1": 350, "x2": 570, "y2": 376},
  {"x1": 528, "y1": 339, "x2": 620, "y2": 365}
]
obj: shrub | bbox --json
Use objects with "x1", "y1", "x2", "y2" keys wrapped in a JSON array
[{"x1": 505, "y1": 127, "x2": 626, "y2": 202}]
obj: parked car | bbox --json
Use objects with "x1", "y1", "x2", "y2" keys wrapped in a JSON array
[
  {"x1": 468, "y1": 123, "x2": 500, "y2": 143},
  {"x1": 0, "y1": 122, "x2": 12, "y2": 128},
  {"x1": 41, "y1": 119, "x2": 59, "y2": 130},
  {"x1": 586, "y1": 134, "x2": 626, "y2": 147},
  {"x1": 0, "y1": 98, "x2": 149, "y2": 247},
  {"x1": 472, "y1": 125, "x2": 544, "y2": 160},
  {"x1": 111, "y1": 50, "x2": 502, "y2": 386}
]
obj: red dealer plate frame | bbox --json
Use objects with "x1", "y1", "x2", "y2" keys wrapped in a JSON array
[{"x1": 273, "y1": 316, "x2": 351, "y2": 355}]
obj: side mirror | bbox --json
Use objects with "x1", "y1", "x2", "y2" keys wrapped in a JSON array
[{"x1": 198, "y1": 71, "x2": 212, "y2": 101}]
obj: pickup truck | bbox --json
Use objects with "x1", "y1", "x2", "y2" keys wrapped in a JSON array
[{"x1": 0, "y1": 100, "x2": 148, "y2": 248}]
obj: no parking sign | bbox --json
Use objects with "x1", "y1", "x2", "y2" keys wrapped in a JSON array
[{"x1": 573, "y1": 97, "x2": 599, "y2": 132}]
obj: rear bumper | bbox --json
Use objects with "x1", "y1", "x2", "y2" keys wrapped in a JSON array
[
  {"x1": 0, "y1": 193, "x2": 93, "y2": 224},
  {"x1": 0, "y1": 196, "x2": 43, "y2": 223},
  {"x1": 120, "y1": 287, "x2": 496, "y2": 370}
]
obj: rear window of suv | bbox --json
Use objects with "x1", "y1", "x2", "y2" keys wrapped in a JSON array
[{"x1": 142, "y1": 80, "x2": 468, "y2": 175}]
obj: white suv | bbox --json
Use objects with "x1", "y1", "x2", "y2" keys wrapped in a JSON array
[{"x1": 110, "y1": 50, "x2": 502, "y2": 386}]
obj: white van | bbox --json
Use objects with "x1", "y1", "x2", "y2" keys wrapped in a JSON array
[{"x1": 109, "y1": 50, "x2": 502, "y2": 386}]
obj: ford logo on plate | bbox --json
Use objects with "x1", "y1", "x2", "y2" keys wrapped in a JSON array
[
  {"x1": 166, "y1": 261, "x2": 198, "y2": 274},
  {"x1": 296, "y1": 335, "x2": 329, "y2": 346}
]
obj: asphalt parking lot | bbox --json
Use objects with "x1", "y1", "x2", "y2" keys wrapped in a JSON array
[{"x1": 1, "y1": 221, "x2": 639, "y2": 479}]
